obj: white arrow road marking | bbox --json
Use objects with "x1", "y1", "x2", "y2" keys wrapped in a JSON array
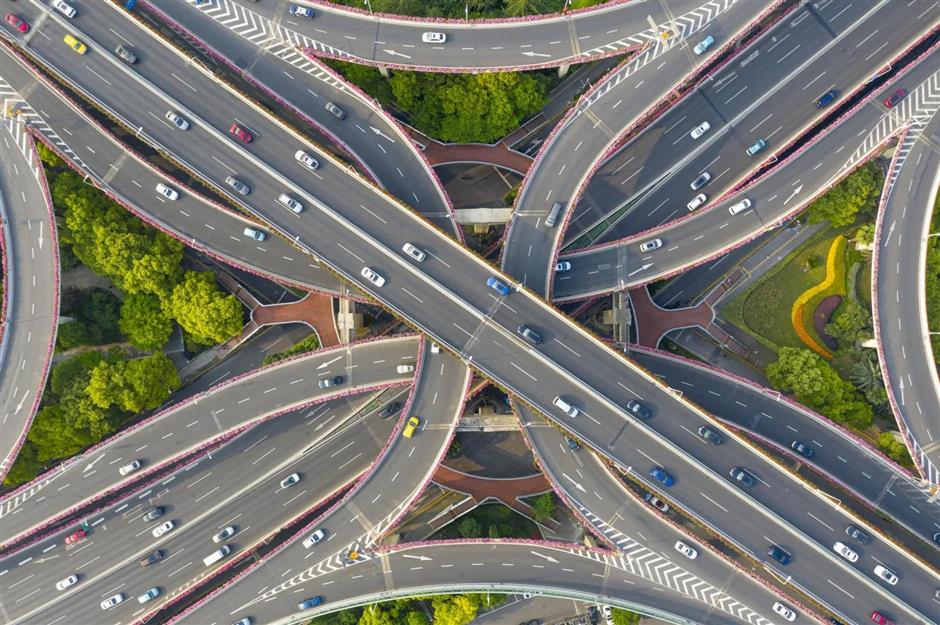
[
  {"x1": 562, "y1": 472, "x2": 587, "y2": 492},
  {"x1": 317, "y1": 355, "x2": 342, "y2": 370},
  {"x1": 382, "y1": 49, "x2": 413, "y2": 59},
  {"x1": 401, "y1": 554, "x2": 432, "y2": 561},
  {"x1": 530, "y1": 550, "x2": 559, "y2": 563},
  {"x1": 369, "y1": 126, "x2": 396, "y2": 143},
  {"x1": 783, "y1": 184, "x2": 803, "y2": 205},
  {"x1": 627, "y1": 263, "x2": 653, "y2": 277},
  {"x1": 521, "y1": 51, "x2": 551, "y2": 58}
]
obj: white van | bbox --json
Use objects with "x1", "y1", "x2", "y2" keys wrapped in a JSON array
[
  {"x1": 203, "y1": 544, "x2": 231, "y2": 567},
  {"x1": 552, "y1": 396, "x2": 579, "y2": 418},
  {"x1": 51, "y1": 0, "x2": 77, "y2": 18},
  {"x1": 728, "y1": 198, "x2": 752, "y2": 215},
  {"x1": 545, "y1": 201, "x2": 564, "y2": 228}
]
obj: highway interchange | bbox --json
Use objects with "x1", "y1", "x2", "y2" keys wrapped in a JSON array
[{"x1": 0, "y1": 1, "x2": 938, "y2": 625}]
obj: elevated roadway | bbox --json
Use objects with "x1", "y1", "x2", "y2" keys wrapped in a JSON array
[
  {"x1": 0, "y1": 336, "x2": 419, "y2": 548},
  {"x1": 3, "y1": 6, "x2": 939, "y2": 623},
  {"x1": 872, "y1": 94, "x2": 940, "y2": 485},
  {"x1": 0, "y1": 392, "x2": 396, "y2": 625},
  {"x1": 0, "y1": 112, "x2": 59, "y2": 481}
]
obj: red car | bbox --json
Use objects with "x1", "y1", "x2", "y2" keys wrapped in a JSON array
[
  {"x1": 229, "y1": 123, "x2": 252, "y2": 143},
  {"x1": 870, "y1": 612, "x2": 894, "y2": 625},
  {"x1": 5, "y1": 13, "x2": 29, "y2": 33},
  {"x1": 883, "y1": 88, "x2": 907, "y2": 108},
  {"x1": 64, "y1": 529, "x2": 87, "y2": 545}
]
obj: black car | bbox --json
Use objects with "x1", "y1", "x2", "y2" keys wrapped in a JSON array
[
  {"x1": 378, "y1": 402, "x2": 402, "y2": 419},
  {"x1": 729, "y1": 466, "x2": 756, "y2": 487},
  {"x1": 318, "y1": 376, "x2": 343, "y2": 389},
  {"x1": 517, "y1": 324, "x2": 542, "y2": 345},
  {"x1": 565, "y1": 437, "x2": 580, "y2": 451},
  {"x1": 626, "y1": 399, "x2": 651, "y2": 419},
  {"x1": 845, "y1": 524, "x2": 872, "y2": 544},
  {"x1": 697, "y1": 425, "x2": 722, "y2": 444},
  {"x1": 767, "y1": 544, "x2": 792, "y2": 565},
  {"x1": 790, "y1": 440, "x2": 814, "y2": 458}
]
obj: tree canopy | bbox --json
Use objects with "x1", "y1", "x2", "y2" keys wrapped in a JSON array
[
  {"x1": 165, "y1": 271, "x2": 244, "y2": 346},
  {"x1": 390, "y1": 71, "x2": 550, "y2": 143},
  {"x1": 805, "y1": 162, "x2": 883, "y2": 227},
  {"x1": 120, "y1": 293, "x2": 174, "y2": 351},
  {"x1": 767, "y1": 347, "x2": 873, "y2": 428}
]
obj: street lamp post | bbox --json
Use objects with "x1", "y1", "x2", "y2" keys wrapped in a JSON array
[{"x1": 364, "y1": 0, "x2": 372, "y2": 14}]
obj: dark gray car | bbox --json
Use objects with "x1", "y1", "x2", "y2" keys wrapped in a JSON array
[
  {"x1": 141, "y1": 506, "x2": 164, "y2": 522},
  {"x1": 517, "y1": 324, "x2": 542, "y2": 344}
]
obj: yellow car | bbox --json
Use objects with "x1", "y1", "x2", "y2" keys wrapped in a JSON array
[
  {"x1": 402, "y1": 416, "x2": 421, "y2": 439},
  {"x1": 63, "y1": 34, "x2": 87, "y2": 55}
]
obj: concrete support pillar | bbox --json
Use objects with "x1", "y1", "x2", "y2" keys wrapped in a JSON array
[
  {"x1": 335, "y1": 299, "x2": 362, "y2": 344},
  {"x1": 557, "y1": 63, "x2": 570, "y2": 78},
  {"x1": 378, "y1": 66, "x2": 390, "y2": 79}
]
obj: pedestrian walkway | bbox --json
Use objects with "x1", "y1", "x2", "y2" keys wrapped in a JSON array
[
  {"x1": 432, "y1": 464, "x2": 559, "y2": 532},
  {"x1": 251, "y1": 293, "x2": 340, "y2": 347},
  {"x1": 421, "y1": 139, "x2": 533, "y2": 175},
  {"x1": 628, "y1": 284, "x2": 749, "y2": 359}
]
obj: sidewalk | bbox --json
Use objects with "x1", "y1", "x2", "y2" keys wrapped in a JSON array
[{"x1": 422, "y1": 140, "x2": 532, "y2": 175}]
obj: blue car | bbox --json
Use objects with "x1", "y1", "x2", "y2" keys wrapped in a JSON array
[
  {"x1": 298, "y1": 596, "x2": 323, "y2": 610},
  {"x1": 790, "y1": 440, "x2": 814, "y2": 458},
  {"x1": 486, "y1": 276, "x2": 510, "y2": 296},
  {"x1": 649, "y1": 466, "x2": 675, "y2": 487},
  {"x1": 289, "y1": 5, "x2": 314, "y2": 18},
  {"x1": 815, "y1": 89, "x2": 837, "y2": 108}
]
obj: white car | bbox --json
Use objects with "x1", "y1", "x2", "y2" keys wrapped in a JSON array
[
  {"x1": 280, "y1": 473, "x2": 301, "y2": 488},
  {"x1": 156, "y1": 183, "x2": 179, "y2": 201},
  {"x1": 686, "y1": 193, "x2": 707, "y2": 211},
  {"x1": 213, "y1": 526, "x2": 237, "y2": 543},
  {"x1": 402, "y1": 242, "x2": 426, "y2": 262},
  {"x1": 361, "y1": 266, "x2": 386, "y2": 287},
  {"x1": 100, "y1": 593, "x2": 125, "y2": 610},
  {"x1": 674, "y1": 540, "x2": 697, "y2": 559},
  {"x1": 772, "y1": 602, "x2": 797, "y2": 622},
  {"x1": 396, "y1": 364, "x2": 415, "y2": 374},
  {"x1": 55, "y1": 574, "x2": 78, "y2": 590},
  {"x1": 278, "y1": 193, "x2": 303, "y2": 213},
  {"x1": 119, "y1": 459, "x2": 142, "y2": 476},
  {"x1": 690, "y1": 121, "x2": 711, "y2": 139},
  {"x1": 165, "y1": 111, "x2": 190, "y2": 130},
  {"x1": 421, "y1": 32, "x2": 446, "y2": 44},
  {"x1": 639, "y1": 238, "x2": 662, "y2": 252},
  {"x1": 152, "y1": 520, "x2": 175, "y2": 538},
  {"x1": 243, "y1": 227, "x2": 266, "y2": 242},
  {"x1": 431, "y1": 342, "x2": 440, "y2": 354},
  {"x1": 555, "y1": 261, "x2": 572, "y2": 272},
  {"x1": 873, "y1": 564, "x2": 898, "y2": 585},
  {"x1": 832, "y1": 541, "x2": 859, "y2": 563},
  {"x1": 294, "y1": 149, "x2": 319, "y2": 170},
  {"x1": 302, "y1": 528, "x2": 326, "y2": 548}
]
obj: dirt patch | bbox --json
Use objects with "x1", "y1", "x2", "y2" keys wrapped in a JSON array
[{"x1": 813, "y1": 294, "x2": 842, "y2": 351}]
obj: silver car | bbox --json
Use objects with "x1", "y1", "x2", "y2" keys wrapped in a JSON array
[
  {"x1": 115, "y1": 44, "x2": 138, "y2": 64},
  {"x1": 243, "y1": 227, "x2": 266, "y2": 241},
  {"x1": 639, "y1": 239, "x2": 662, "y2": 252},
  {"x1": 165, "y1": 111, "x2": 190, "y2": 130},
  {"x1": 690, "y1": 122, "x2": 710, "y2": 139},
  {"x1": 325, "y1": 102, "x2": 346, "y2": 120},
  {"x1": 225, "y1": 176, "x2": 250, "y2": 195}
]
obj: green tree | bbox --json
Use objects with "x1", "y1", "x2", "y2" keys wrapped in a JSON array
[
  {"x1": 848, "y1": 354, "x2": 888, "y2": 406},
  {"x1": 505, "y1": 0, "x2": 552, "y2": 16},
  {"x1": 26, "y1": 404, "x2": 97, "y2": 462},
  {"x1": 487, "y1": 524, "x2": 500, "y2": 538},
  {"x1": 87, "y1": 353, "x2": 178, "y2": 413},
  {"x1": 431, "y1": 595, "x2": 481, "y2": 625},
  {"x1": 3, "y1": 442, "x2": 43, "y2": 488},
  {"x1": 50, "y1": 349, "x2": 106, "y2": 398},
  {"x1": 825, "y1": 301, "x2": 871, "y2": 345},
  {"x1": 123, "y1": 232, "x2": 184, "y2": 298},
  {"x1": 877, "y1": 432, "x2": 913, "y2": 465},
  {"x1": 610, "y1": 608, "x2": 642, "y2": 625},
  {"x1": 390, "y1": 72, "x2": 549, "y2": 143},
  {"x1": 404, "y1": 610, "x2": 430, "y2": 625},
  {"x1": 358, "y1": 605, "x2": 395, "y2": 625},
  {"x1": 120, "y1": 293, "x2": 173, "y2": 351},
  {"x1": 36, "y1": 141, "x2": 64, "y2": 168},
  {"x1": 165, "y1": 271, "x2": 243, "y2": 345},
  {"x1": 530, "y1": 492, "x2": 555, "y2": 522},
  {"x1": 767, "y1": 348, "x2": 873, "y2": 428},
  {"x1": 457, "y1": 516, "x2": 482, "y2": 538},
  {"x1": 805, "y1": 162, "x2": 883, "y2": 227},
  {"x1": 56, "y1": 320, "x2": 92, "y2": 351}
]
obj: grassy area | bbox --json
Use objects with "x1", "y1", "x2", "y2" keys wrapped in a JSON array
[
  {"x1": 432, "y1": 503, "x2": 539, "y2": 540},
  {"x1": 856, "y1": 261, "x2": 872, "y2": 309},
  {"x1": 726, "y1": 225, "x2": 854, "y2": 352}
]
